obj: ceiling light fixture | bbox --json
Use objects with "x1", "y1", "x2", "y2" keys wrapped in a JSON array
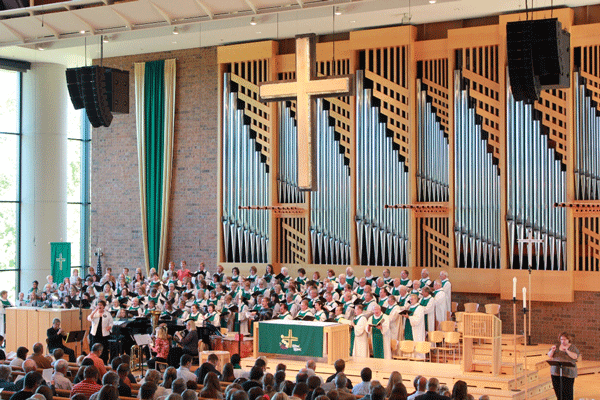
[
  {"x1": 172, "y1": 26, "x2": 179, "y2": 35},
  {"x1": 334, "y1": 7, "x2": 342, "y2": 16},
  {"x1": 80, "y1": 30, "x2": 86, "y2": 34},
  {"x1": 250, "y1": 17, "x2": 257, "y2": 26},
  {"x1": 102, "y1": 35, "x2": 110, "y2": 43},
  {"x1": 36, "y1": 43, "x2": 47, "y2": 51},
  {"x1": 429, "y1": 0, "x2": 436, "y2": 3}
]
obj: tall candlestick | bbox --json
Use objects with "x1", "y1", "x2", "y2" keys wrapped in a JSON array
[
  {"x1": 522, "y1": 287, "x2": 527, "y2": 309},
  {"x1": 513, "y1": 277, "x2": 517, "y2": 298}
]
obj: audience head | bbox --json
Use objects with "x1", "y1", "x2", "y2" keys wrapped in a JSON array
[
  {"x1": 52, "y1": 348, "x2": 64, "y2": 361},
  {"x1": 231, "y1": 390, "x2": 249, "y2": 400},
  {"x1": 116, "y1": 363, "x2": 130, "y2": 377},
  {"x1": 97, "y1": 385, "x2": 119, "y2": 400},
  {"x1": 307, "y1": 375, "x2": 321, "y2": 390},
  {"x1": 23, "y1": 359, "x2": 38, "y2": 373},
  {"x1": 262, "y1": 373, "x2": 275, "y2": 393},
  {"x1": 334, "y1": 373, "x2": 347, "y2": 389},
  {"x1": 274, "y1": 370, "x2": 286, "y2": 388},
  {"x1": 144, "y1": 369, "x2": 161, "y2": 385},
  {"x1": 182, "y1": 389, "x2": 198, "y2": 400},
  {"x1": 296, "y1": 371, "x2": 308, "y2": 384},
  {"x1": 360, "y1": 367, "x2": 372, "y2": 382},
  {"x1": 388, "y1": 383, "x2": 408, "y2": 400},
  {"x1": 333, "y1": 359, "x2": 345, "y2": 373},
  {"x1": 110, "y1": 356, "x2": 122, "y2": 371},
  {"x1": 306, "y1": 360, "x2": 316, "y2": 371},
  {"x1": 370, "y1": 385, "x2": 386, "y2": 400},
  {"x1": 248, "y1": 387, "x2": 265, "y2": 400},
  {"x1": 281, "y1": 380, "x2": 295, "y2": 396},
  {"x1": 186, "y1": 380, "x2": 198, "y2": 391},
  {"x1": 222, "y1": 363, "x2": 235, "y2": 382},
  {"x1": 203, "y1": 372, "x2": 221, "y2": 391},
  {"x1": 92, "y1": 343, "x2": 103, "y2": 355},
  {"x1": 275, "y1": 363, "x2": 286, "y2": 372},
  {"x1": 35, "y1": 385, "x2": 53, "y2": 400},
  {"x1": 180, "y1": 354, "x2": 193, "y2": 368},
  {"x1": 139, "y1": 382, "x2": 158, "y2": 400},
  {"x1": 451, "y1": 380, "x2": 468, "y2": 400},
  {"x1": 54, "y1": 359, "x2": 68, "y2": 374},
  {"x1": 254, "y1": 358, "x2": 267, "y2": 371},
  {"x1": 208, "y1": 353, "x2": 219, "y2": 365},
  {"x1": 249, "y1": 365, "x2": 264, "y2": 381},
  {"x1": 225, "y1": 384, "x2": 243, "y2": 400},
  {"x1": 0, "y1": 365, "x2": 11, "y2": 381},
  {"x1": 327, "y1": 389, "x2": 339, "y2": 400},
  {"x1": 166, "y1": 394, "x2": 183, "y2": 400},
  {"x1": 417, "y1": 376, "x2": 427, "y2": 392},
  {"x1": 231, "y1": 353, "x2": 241, "y2": 366},
  {"x1": 172, "y1": 378, "x2": 186, "y2": 394},
  {"x1": 271, "y1": 392, "x2": 289, "y2": 400},
  {"x1": 16, "y1": 346, "x2": 28, "y2": 360},
  {"x1": 102, "y1": 371, "x2": 119, "y2": 387},
  {"x1": 162, "y1": 367, "x2": 177, "y2": 388},
  {"x1": 84, "y1": 365, "x2": 99, "y2": 381},
  {"x1": 426, "y1": 378, "x2": 440, "y2": 392},
  {"x1": 32, "y1": 343, "x2": 44, "y2": 355},
  {"x1": 24, "y1": 371, "x2": 43, "y2": 391},
  {"x1": 292, "y1": 382, "x2": 309, "y2": 400}
]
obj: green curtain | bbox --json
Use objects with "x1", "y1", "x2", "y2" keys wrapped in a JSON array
[{"x1": 144, "y1": 60, "x2": 166, "y2": 271}]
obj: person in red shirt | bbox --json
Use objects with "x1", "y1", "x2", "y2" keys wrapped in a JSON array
[
  {"x1": 148, "y1": 326, "x2": 170, "y2": 370},
  {"x1": 177, "y1": 260, "x2": 191, "y2": 281},
  {"x1": 84, "y1": 344, "x2": 107, "y2": 378},
  {"x1": 70, "y1": 365, "x2": 102, "y2": 400}
]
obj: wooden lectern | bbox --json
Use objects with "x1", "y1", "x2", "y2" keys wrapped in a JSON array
[{"x1": 462, "y1": 312, "x2": 502, "y2": 376}]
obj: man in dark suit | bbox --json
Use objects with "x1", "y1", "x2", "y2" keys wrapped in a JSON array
[
  {"x1": 47, "y1": 318, "x2": 76, "y2": 362},
  {"x1": 414, "y1": 378, "x2": 450, "y2": 400},
  {"x1": 195, "y1": 353, "x2": 220, "y2": 384}
]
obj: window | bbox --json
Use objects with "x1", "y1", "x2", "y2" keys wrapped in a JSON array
[
  {"x1": 67, "y1": 106, "x2": 91, "y2": 276},
  {"x1": 0, "y1": 69, "x2": 21, "y2": 302}
]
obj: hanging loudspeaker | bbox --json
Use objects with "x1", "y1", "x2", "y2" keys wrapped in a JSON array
[
  {"x1": 80, "y1": 66, "x2": 113, "y2": 128},
  {"x1": 65, "y1": 68, "x2": 85, "y2": 110}
]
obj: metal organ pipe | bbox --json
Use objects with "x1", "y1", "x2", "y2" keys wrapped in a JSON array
[
  {"x1": 221, "y1": 73, "x2": 270, "y2": 263},
  {"x1": 309, "y1": 98, "x2": 351, "y2": 265},
  {"x1": 454, "y1": 70, "x2": 501, "y2": 269},
  {"x1": 506, "y1": 76, "x2": 566, "y2": 270},
  {"x1": 355, "y1": 71, "x2": 410, "y2": 266}
]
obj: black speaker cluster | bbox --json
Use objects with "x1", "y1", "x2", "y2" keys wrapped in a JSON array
[
  {"x1": 507, "y1": 18, "x2": 570, "y2": 102},
  {"x1": 66, "y1": 66, "x2": 129, "y2": 128}
]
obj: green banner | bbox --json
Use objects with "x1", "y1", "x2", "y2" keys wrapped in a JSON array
[
  {"x1": 50, "y1": 242, "x2": 71, "y2": 284},
  {"x1": 258, "y1": 322, "x2": 323, "y2": 358}
]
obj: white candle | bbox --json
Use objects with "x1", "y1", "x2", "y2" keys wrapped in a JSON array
[
  {"x1": 522, "y1": 287, "x2": 527, "y2": 309},
  {"x1": 513, "y1": 277, "x2": 517, "y2": 298}
]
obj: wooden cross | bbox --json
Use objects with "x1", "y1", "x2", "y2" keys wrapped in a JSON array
[
  {"x1": 517, "y1": 230, "x2": 543, "y2": 268},
  {"x1": 259, "y1": 33, "x2": 353, "y2": 191},
  {"x1": 56, "y1": 253, "x2": 66, "y2": 271}
]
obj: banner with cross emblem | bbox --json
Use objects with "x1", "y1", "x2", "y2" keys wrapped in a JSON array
[{"x1": 50, "y1": 242, "x2": 71, "y2": 285}]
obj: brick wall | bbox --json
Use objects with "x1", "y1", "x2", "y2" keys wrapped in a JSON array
[
  {"x1": 91, "y1": 47, "x2": 220, "y2": 274},
  {"x1": 453, "y1": 291, "x2": 600, "y2": 360}
]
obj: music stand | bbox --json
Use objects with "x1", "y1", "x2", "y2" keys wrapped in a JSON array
[
  {"x1": 546, "y1": 358, "x2": 576, "y2": 400},
  {"x1": 66, "y1": 330, "x2": 86, "y2": 357},
  {"x1": 133, "y1": 334, "x2": 153, "y2": 377}
]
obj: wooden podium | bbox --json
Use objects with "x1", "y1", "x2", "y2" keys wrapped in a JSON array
[
  {"x1": 5, "y1": 307, "x2": 92, "y2": 355},
  {"x1": 462, "y1": 313, "x2": 502, "y2": 376}
]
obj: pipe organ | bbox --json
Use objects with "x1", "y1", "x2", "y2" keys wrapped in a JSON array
[
  {"x1": 221, "y1": 74, "x2": 270, "y2": 263},
  {"x1": 506, "y1": 84, "x2": 567, "y2": 271},
  {"x1": 216, "y1": 9, "x2": 600, "y2": 298},
  {"x1": 454, "y1": 70, "x2": 501, "y2": 269},
  {"x1": 356, "y1": 71, "x2": 410, "y2": 266}
]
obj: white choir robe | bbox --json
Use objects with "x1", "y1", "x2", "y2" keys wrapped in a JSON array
[
  {"x1": 433, "y1": 290, "x2": 448, "y2": 328},
  {"x1": 408, "y1": 306, "x2": 426, "y2": 342},
  {"x1": 369, "y1": 314, "x2": 392, "y2": 360},
  {"x1": 352, "y1": 315, "x2": 369, "y2": 358},
  {"x1": 441, "y1": 279, "x2": 452, "y2": 312},
  {"x1": 386, "y1": 304, "x2": 402, "y2": 343},
  {"x1": 420, "y1": 296, "x2": 436, "y2": 332}
]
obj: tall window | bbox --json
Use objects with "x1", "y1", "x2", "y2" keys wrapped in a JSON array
[
  {"x1": 0, "y1": 69, "x2": 21, "y2": 302},
  {"x1": 67, "y1": 106, "x2": 91, "y2": 276}
]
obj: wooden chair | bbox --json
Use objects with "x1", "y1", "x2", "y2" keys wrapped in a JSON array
[
  {"x1": 391, "y1": 338, "x2": 398, "y2": 354},
  {"x1": 439, "y1": 331, "x2": 461, "y2": 363},
  {"x1": 410, "y1": 341, "x2": 432, "y2": 362},
  {"x1": 484, "y1": 303, "x2": 501, "y2": 315},
  {"x1": 428, "y1": 331, "x2": 445, "y2": 362},
  {"x1": 394, "y1": 340, "x2": 415, "y2": 360},
  {"x1": 440, "y1": 320, "x2": 456, "y2": 332},
  {"x1": 448, "y1": 301, "x2": 459, "y2": 320},
  {"x1": 464, "y1": 303, "x2": 479, "y2": 313}
]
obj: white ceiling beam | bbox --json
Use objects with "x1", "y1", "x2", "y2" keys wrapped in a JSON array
[
  {"x1": 34, "y1": 16, "x2": 60, "y2": 39},
  {"x1": 71, "y1": 12, "x2": 97, "y2": 35},
  {"x1": 192, "y1": 0, "x2": 214, "y2": 19},
  {"x1": 148, "y1": 1, "x2": 173, "y2": 25},
  {"x1": 244, "y1": 0, "x2": 258, "y2": 14},
  {"x1": 0, "y1": 21, "x2": 25, "y2": 43},
  {"x1": 108, "y1": 6, "x2": 133, "y2": 30},
  {"x1": 296, "y1": 0, "x2": 304, "y2": 8}
]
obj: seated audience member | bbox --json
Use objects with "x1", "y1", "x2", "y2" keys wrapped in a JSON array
[
  {"x1": 117, "y1": 364, "x2": 133, "y2": 397},
  {"x1": 144, "y1": 369, "x2": 169, "y2": 399},
  {"x1": 27, "y1": 342, "x2": 52, "y2": 369},
  {"x1": 196, "y1": 353, "x2": 221, "y2": 384},
  {"x1": 407, "y1": 376, "x2": 427, "y2": 400},
  {"x1": 292, "y1": 382, "x2": 310, "y2": 400},
  {"x1": 52, "y1": 359, "x2": 72, "y2": 390},
  {"x1": 352, "y1": 368, "x2": 372, "y2": 397},
  {"x1": 139, "y1": 382, "x2": 158, "y2": 400},
  {"x1": 177, "y1": 354, "x2": 197, "y2": 383},
  {"x1": 70, "y1": 366, "x2": 102, "y2": 400},
  {"x1": 10, "y1": 347, "x2": 28, "y2": 368},
  {"x1": 10, "y1": 371, "x2": 43, "y2": 400},
  {"x1": 14, "y1": 359, "x2": 43, "y2": 391},
  {"x1": 385, "y1": 372, "x2": 403, "y2": 398},
  {"x1": 73, "y1": 358, "x2": 95, "y2": 385},
  {"x1": 0, "y1": 365, "x2": 18, "y2": 391},
  {"x1": 242, "y1": 366, "x2": 264, "y2": 392},
  {"x1": 97, "y1": 385, "x2": 119, "y2": 400},
  {"x1": 334, "y1": 374, "x2": 357, "y2": 400},
  {"x1": 172, "y1": 378, "x2": 187, "y2": 395},
  {"x1": 388, "y1": 383, "x2": 408, "y2": 400},
  {"x1": 248, "y1": 387, "x2": 264, "y2": 400},
  {"x1": 421, "y1": 378, "x2": 450, "y2": 400},
  {"x1": 200, "y1": 372, "x2": 223, "y2": 400},
  {"x1": 85, "y1": 344, "x2": 107, "y2": 378},
  {"x1": 222, "y1": 363, "x2": 236, "y2": 383},
  {"x1": 326, "y1": 360, "x2": 352, "y2": 390},
  {"x1": 36, "y1": 385, "x2": 54, "y2": 400},
  {"x1": 182, "y1": 389, "x2": 199, "y2": 400}
]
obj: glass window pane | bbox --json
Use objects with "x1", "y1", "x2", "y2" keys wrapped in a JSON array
[
  {"x1": 0, "y1": 203, "x2": 17, "y2": 271},
  {"x1": 67, "y1": 204, "x2": 81, "y2": 267},
  {"x1": 67, "y1": 106, "x2": 83, "y2": 139},
  {"x1": 0, "y1": 70, "x2": 19, "y2": 134},
  {"x1": 0, "y1": 134, "x2": 19, "y2": 202},
  {"x1": 67, "y1": 139, "x2": 82, "y2": 202},
  {"x1": 0, "y1": 270, "x2": 17, "y2": 302}
]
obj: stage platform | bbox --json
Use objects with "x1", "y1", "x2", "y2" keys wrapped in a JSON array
[{"x1": 240, "y1": 354, "x2": 557, "y2": 400}]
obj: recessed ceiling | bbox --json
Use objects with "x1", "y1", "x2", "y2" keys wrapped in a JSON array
[{"x1": 0, "y1": 0, "x2": 597, "y2": 67}]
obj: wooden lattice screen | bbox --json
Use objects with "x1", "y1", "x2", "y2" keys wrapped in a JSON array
[{"x1": 416, "y1": 215, "x2": 451, "y2": 269}]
